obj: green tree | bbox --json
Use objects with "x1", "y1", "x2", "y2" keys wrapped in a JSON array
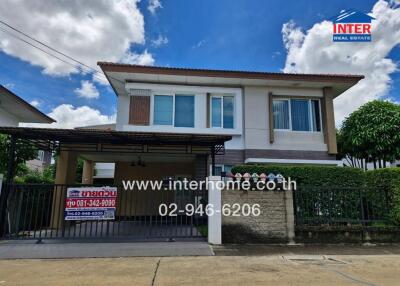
[
  {"x1": 339, "y1": 100, "x2": 400, "y2": 169},
  {"x1": 14, "y1": 166, "x2": 55, "y2": 184},
  {"x1": 0, "y1": 134, "x2": 37, "y2": 180}
]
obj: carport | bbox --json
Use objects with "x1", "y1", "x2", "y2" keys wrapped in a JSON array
[{"x1": 0, "y1": 126, "x2": 230, "y2": 242}]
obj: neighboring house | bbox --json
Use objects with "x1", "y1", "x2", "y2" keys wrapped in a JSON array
[
  {"x1": 25, "y1": 150, "x2": 52, "y2": 172},
  {"x1": 94, "y1": 62, "x2": 362, "y2": 179},
  {"x1": 0, "y1": 85, "x2": 54, "y2": 127},
  {"x1": 0, "y1": 85, "x2": 55, "y2": 173}
]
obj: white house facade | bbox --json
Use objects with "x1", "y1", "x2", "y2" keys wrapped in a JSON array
[{"x1": 92, "y1": 63, "x2": 363, "y2": 179}]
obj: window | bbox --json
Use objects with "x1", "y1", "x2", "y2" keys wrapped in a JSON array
[
  {"x1": 154, "y1": 95, "x2": 173, "y2": 125},
  {"x1": 214, "y1": 164, "x2": 233, "y2": 181},
  {"x1": 214, "y1": 165, "x2": 224, "y2": 176},
  {"x1": 273, "y1": 98, "x2": 321, "y2": 132},
  {"x1": 273, "y1": 100, "x2": 290, "y2": 129},
  {"x1": 153, "y1": 94, "x2": 195, "y2": 127},
  {"x1": 175, "y1": 95, "x2": 194, "y2": 127},
  {"x1": 211, "y1": 95, "x2": 234, "y2": 128},
  {"x1": 291, "y1": 99, "x2": 310, "y2": 131}
]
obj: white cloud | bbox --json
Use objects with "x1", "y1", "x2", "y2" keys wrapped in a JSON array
[
  {"x1": 282, "y1": 0, "x2": 400, "y2": 125},
  {"x1": 192, "y1": 40, "x2": 206, "y2": 49},
  {"x1": 121, "y1": 50, "x2": 155, "y2": 65},
  {"x1": 22, "y1": 104, "x2": 116, "y2": 129},
  {"x1": 0, "y1": 0, "x2": 152, "y2": 77},
  {"x1": 30, "y1": 100, "x2": 40, "y2": 107},
  {"x1": 4, "y1": 83, "x2": 15, "y2": 89},
  {"x1": 74, "y1": 80, "x2": 100, "y2": 99},
  {"x1": 152, "y1": 35, "x2": 169, "y2": 47},
  {"x1": 148, "y1": 0, "x2": 162, "y2": 15}
]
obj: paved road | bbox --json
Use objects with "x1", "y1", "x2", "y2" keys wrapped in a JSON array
[{"x1": 1, "y1": 255, "x2": 400, "y2": 285}]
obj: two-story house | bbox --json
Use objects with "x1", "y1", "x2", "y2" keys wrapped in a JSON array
[
  {"x1": 92, "y1": 62, "x2": 363, "y2": 182},
  {"x1": 0, "y1": 64, "x2": 363, "y2": 242}
]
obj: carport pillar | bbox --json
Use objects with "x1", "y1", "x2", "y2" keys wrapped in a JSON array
[
  {"x1": 208, "y1": 176, "x2": 222, "y2": 245},
  {"x1": 81, "y1": 160, "x2": 94, "y2": 184},
  {"x1": 50, "y1": 151, "x2": 78, "y2": 229}
]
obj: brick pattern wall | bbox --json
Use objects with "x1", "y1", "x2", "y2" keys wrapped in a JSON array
[{"x1": 222, "y1": 190, "x2": 289, "y2": 243}]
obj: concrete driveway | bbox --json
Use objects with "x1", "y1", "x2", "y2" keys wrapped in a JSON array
[{"x1": 1, "y1": 254, "x2": 400, "y2": 285}]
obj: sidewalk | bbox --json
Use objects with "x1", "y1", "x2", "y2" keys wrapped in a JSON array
[
  {"x1": 213, "y1": 243, "x2": 400, "y2": 256},
  {"x1": 0, "y1": 241, "x2": 213, "y2": 259},
  {"x1": 1, "y1": 254, "x2": 400, "y2": 285}
]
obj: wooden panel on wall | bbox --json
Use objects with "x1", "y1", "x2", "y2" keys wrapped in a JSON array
[
  {"x1": 268, "y1": 92, "x2": 274, "y2": 144},
  {"x1": 129, "y1": 96, "x2": 150, "y2": 125}
]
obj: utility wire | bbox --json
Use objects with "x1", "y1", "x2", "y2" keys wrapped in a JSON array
[
  {"x1": 0, "y1": 26, "x2": 107, "y2": 83},
  {"x1": 0, "y1": 20, "x2": 103, "y2": 76},
  {"x1": 0, "y1": 20, "x2": 124, "y2": 84}
]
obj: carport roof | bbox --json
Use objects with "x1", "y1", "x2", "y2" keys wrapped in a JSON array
[{"x1": 0, "y1": 126, "x2": 231, "y2": 146}]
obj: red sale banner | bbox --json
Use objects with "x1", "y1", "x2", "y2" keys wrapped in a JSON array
[{"x1": 65, "y1": 187, "x2": 118, "y2": 221}]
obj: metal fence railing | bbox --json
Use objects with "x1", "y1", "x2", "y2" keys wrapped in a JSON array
[
  {"x1": 0, "y1": 183, "x2": 208, "y2": 241},
  {"x1": 293, "y1": 186, "x2": 392, "y2": 227}
]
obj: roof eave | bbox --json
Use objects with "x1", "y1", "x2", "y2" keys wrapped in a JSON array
[
  {"x1": 0, "y1": 86, "x2": 56, "y2": 123},
  {"x1": 97, "y1": 62, "x2": 364, "y2": 84}
]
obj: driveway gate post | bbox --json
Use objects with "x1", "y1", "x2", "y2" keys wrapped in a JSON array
[{"x1": 208, "y1": 176, "x2": 222, "y2": 245}]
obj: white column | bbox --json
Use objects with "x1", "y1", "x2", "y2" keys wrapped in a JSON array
[{"x1": 208, "y1": 175, "x2": 222, "y2": 245}]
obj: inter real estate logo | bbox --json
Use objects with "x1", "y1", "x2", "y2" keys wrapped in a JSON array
[{"x1": 332, "y1": 10, "x2": 375, "y2": 42}]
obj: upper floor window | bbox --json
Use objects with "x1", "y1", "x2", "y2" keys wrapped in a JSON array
[
  {"x1": 273, "y1": 98, "x2": 321, "y2": 132},
  {"x1": 211, "y1": 95, "x2": 234, "y2": 129},
  {"x1": 153, "y1": 94, "x2": 195, "y2": 127}
]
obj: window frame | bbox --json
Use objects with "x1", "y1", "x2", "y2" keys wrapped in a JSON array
[
  {"x1": 151, "y1": 93, "x2": 196, "y2": 128},
  {"x1": 210, "y1": 94, "x2": 235, "y2": 129},
  {"x1": 272, "y1": 97, "x2": 323, "y2": 133}
]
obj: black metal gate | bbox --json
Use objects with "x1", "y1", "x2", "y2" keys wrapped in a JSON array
[{"x1": 0, "y1": 184, "x2": 208, "y2": 241}]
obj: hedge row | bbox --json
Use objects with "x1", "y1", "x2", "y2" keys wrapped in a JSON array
[
  {"x1": 366, "y1": 168, "x2": 400, "y2": 225},
  {"x1": 231, "y1": 165, "x2": 365, "y2": 188},
  {"x1": 231, "y1": 165, "x2": 400, "y2": 225}
]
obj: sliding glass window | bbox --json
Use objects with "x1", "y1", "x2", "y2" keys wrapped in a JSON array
[
  {"x1": 273, "y1": 100, "x2": 290, "y2": 129},
  {"x1": 272, "y1": 98, "x2": 321, "y2": 132},
  {"x1": 175, "y1": 95, "x2": 195, "y2": 127},
  {"x1": 154, "y1": 95, "x2": 173, "y2": 125},
  {"x1": 211, "y1": 95, "x2": 234, "y2": 129}
]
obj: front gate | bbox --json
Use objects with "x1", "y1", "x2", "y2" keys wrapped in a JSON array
[{"x1": 0, "y1": 184, "x2": 208, "y2": 241}]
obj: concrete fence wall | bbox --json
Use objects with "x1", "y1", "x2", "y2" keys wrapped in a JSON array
[{"x1": 222, "y1": 189, "x2": 294, "y2": 243}]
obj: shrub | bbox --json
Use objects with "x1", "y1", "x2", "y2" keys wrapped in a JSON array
[
  {"x1": 14, "y1": 167, "x2": 55, "y2": 184},
  {"x1": 366, "y1": 168, "x2": 400, "y2": 225},
  {"x1": 231, "y1": 165, "x2": 365, "y2": 188}
]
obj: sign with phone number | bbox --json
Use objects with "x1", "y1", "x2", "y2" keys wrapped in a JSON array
[{"x1": 64, "y1": 187, "x2": 117, "y2": 221}]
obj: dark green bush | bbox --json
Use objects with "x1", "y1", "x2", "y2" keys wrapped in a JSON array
[
  {"x1": 231, "y1": 165, "x2": 365, "y2": 188},
  {"x1": 231, "y1": 165, "x2": 400, "y2": 226},
  {"x1": 14, "y1": 167, "x2": 55, "y2": 184},
  {"x1": 366, "y1": 168, "x2": 400, "y2": 225}
]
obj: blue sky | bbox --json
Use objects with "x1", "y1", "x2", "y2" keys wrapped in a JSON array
[{"x1": 0, "y1": 0, "x2": 399, "y2": 126}]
